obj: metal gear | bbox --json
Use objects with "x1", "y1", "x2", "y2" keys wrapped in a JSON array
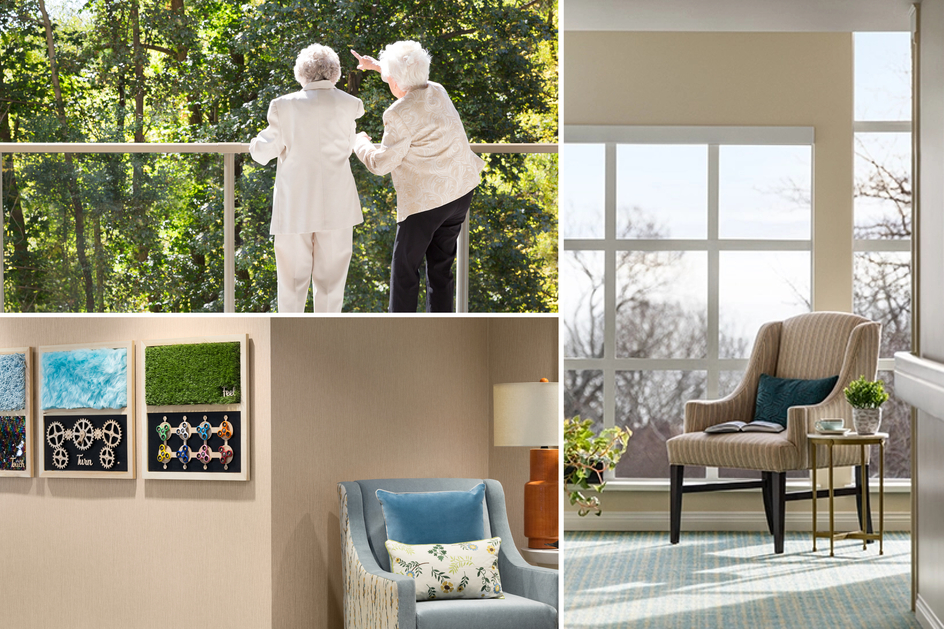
[
  {"x1": 100, "y1": 420, "x2": 122, "y2": 448},
  {"x1": 93, "y1": 428, "x2": 103, "y2": 440},
  {"x1": 72, "y1": 418, "x2": 95, "y2": 451},
  {"x1": 52, "y1": 447, "x2": 69, "y2": 469},
  {"x1": 99, "y1": 446, "x2": 115, "y2": 469},
  {"x1": 46, "y1": 421, "x2": 66, "y2": 448}
]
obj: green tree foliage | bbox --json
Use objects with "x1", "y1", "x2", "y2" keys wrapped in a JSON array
[{"x1": 0, "y1": 0, "x2": 557, "y2": 312}]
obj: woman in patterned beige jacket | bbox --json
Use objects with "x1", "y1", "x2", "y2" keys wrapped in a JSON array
[{"x1": 352, "y1": 41, "x2": 485, "y2": 313}]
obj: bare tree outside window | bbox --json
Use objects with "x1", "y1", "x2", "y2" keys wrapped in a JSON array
[
  {"x1": 565, "y1": 203, "x2": 763, "y2": 479},
  {"x1": 854, "y1": 133, "x2": 913, "y2": 478}
]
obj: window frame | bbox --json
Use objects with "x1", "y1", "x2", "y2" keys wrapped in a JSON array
[
  {"x1": 851, "y1": 117, "x2": 913, "y2": 486},
  {"x1": 563, "y1": 125, "x2": 815, "y2": 484},
  {"x1": 852, "y1": 117, "x2": 912, "y2": 374}
]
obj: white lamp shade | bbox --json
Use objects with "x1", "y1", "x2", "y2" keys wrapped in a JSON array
[{"x1": 493, "y1": 382, "x2": 559, "y2": 447}]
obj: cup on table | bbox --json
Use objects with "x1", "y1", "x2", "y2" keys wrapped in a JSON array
[{"x1": 815, "y1": 419, "x2": 844, "y2": 432}]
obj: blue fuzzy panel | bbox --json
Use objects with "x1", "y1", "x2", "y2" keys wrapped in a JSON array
[
  {"x1": 42, "y1": 348, "x2": 128, "y2": 410},
  {"x1": 0, "y1": 353, "x2": 27, "y2": 411}
]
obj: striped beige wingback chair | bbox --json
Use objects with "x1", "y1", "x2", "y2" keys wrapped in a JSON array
[{"x1": 666, "y1": 311, "x2": 881, "y2": 554}]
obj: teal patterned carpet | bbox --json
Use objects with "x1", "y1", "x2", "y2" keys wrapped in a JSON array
[{"x1": 564, "y1": 531, "x2": 919, "y2": 629}]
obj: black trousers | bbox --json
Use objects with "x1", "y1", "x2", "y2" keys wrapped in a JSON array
[{"x1": 389, "y1": 188, "x2": 475, "y2": 313}]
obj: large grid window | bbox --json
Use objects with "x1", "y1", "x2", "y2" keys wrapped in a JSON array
[
  {"x1": 853, "y1": 32, "x2": 913, "y2": 479},
  {"x1": 562, "y1": 127, "x2": 813, "y2": 481}
]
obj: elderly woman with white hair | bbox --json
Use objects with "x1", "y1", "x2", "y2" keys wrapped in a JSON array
[
  {"x1": 352, "y1": 41, "x2": 485, "y2": 313},
  {"x1": 250, "y1": 44, "x2": 365, "y2": 313}
]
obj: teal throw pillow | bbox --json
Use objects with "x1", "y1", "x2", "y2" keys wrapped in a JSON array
[
  {"x1": 376, "y1": 483, "x2": 487, "y2": 545},
  {"x1": 753, "y1": 373, "x2": 839, "y2": 428}
]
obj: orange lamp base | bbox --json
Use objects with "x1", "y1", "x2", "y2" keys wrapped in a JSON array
[{"x1": 524, "y1": 447, "x2": 559, "y2": 549}]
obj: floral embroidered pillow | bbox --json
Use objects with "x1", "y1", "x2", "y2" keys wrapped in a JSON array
[{"x1": 385, "y1": 537, "x2": 504, "y2": 601}]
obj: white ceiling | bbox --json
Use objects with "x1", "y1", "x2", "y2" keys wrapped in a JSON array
[{"x1": 564, "y1": 0, "x2": 915, "y2": 32}]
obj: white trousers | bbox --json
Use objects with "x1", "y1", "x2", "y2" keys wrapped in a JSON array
[{"x1": 274, "y1": 228, "x2": 353, "y2": 313}]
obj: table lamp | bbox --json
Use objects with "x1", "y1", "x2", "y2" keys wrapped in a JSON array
[{"x1": 493, "y1": 380, "x2": 559, "y2": 549}]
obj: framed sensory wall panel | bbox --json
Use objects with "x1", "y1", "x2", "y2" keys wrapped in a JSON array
[
  {"x1": 0, "y1": 347, "x2": 32, "y2": 477},
  {"x1": 38, "y1": 341, "x2": 135, "y2": 479},
  {"x1": 141, "y1": 334, "x2": 249, "y2": 481}
]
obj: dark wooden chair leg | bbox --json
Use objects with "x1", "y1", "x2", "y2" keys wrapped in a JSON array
[
  {"x1": 855, "y1": 464, "x2": 874, "y2": 540},
  {"x1": 770, "y1": 472, "x2": 786, "y2": 554},
  {"x1": 670, "y1": 465, "x2": 684, "y2": 544},
  {"x1": 761, "y1": 471, "x2": 774, "y2": 535}
]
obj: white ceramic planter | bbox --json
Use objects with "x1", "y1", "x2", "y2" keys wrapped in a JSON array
[{"x1": 853, "y1": 407, "x2": 882, "y2": 435}]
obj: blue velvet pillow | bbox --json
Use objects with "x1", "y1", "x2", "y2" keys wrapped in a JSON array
[
  {"x1": 376, "y1": 483, "x2": 487, "y2": 545},
  {"x1": 754, "y1": 373, "x2": 839, "y2": 428}
]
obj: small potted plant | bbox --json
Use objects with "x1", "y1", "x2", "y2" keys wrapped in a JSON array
[
  {"x1": 843, "y1": 375, "x2": 889, "y2": 435},
  {"x1": 564, "y1": 416, "x2": 631, "y2": 516}
]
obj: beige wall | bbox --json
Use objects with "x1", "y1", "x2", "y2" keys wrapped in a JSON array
[
  {"x1": 486, "y1": 317, "x2": 560, "y2": 552},
  {"x1": 915, "y1": 0, "x2": 944, "y2": 624},
  {"x1": 269, "y1": 317, "x2": 558, "y2": 629},
  {"x1": 0, "y1": 317, "x2": 272, "y2": 629},
  {"x1": 0, "y1": 316, "x2": 555, "y2": 629},
  {"x1": 562, "y1": 31, "x2": 905, "y2": 526},
  {"x1": 919, "y1": 3, "x2": 944, "y2": 364}
]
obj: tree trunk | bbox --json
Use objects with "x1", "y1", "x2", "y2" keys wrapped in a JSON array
[
  {"x1": 0, "y1": 100, "x2": 34, "y2": 311},
  {"x1": 94, "y1": 218, "x2": 104, "y2": 311},
  {"x1": 37, "y1": 0, "x2": 95, "y2": 312},
  {"x1": 131, "y1": 0, "x2": 144, "y2": 145},
  {"x1": 130, "y1": 0, "x2": 153, "y2": 272}
]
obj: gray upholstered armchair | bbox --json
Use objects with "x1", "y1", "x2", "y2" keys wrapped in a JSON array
[
  {"x1": 666, "y1": 311, "x2": 881, "y2": 554},
  {"x1": 338, "y1": 478, "x2": 558, "y2": 629}
]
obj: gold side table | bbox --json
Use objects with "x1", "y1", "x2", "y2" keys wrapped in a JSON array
[{"x1": 808, "y1": 432, "x2": 886, "y2": 557}]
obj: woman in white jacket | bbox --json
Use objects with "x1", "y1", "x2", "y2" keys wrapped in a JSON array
[
  {"x1": 352, "y1": 41, "x2": 484, "y2": 313},
  {"x1": 250, "y1": 44, "x2": 364, "y2": 313}
]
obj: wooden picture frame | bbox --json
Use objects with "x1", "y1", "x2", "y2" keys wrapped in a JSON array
[
  {"x1": 140, "y1": 334, "x2": 249, "y2": 481},
  {"x1": 38, "y1": 341, "x2": 135, "y2": 479},
  {"x1": 0, "y1": 347, "x2": 32, "y2": 478}
]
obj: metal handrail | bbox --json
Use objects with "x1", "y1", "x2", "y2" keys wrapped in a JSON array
[{"x1": 0, "y1": 142, "x2": 557, "y2": 313}]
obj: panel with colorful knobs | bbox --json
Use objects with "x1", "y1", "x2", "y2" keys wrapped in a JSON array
[{"x1": 154, "y1": 414, "x2": 236, "y2": 471}]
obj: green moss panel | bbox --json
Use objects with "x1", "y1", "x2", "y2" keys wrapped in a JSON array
[{"x1": 145, "y1": 342, "x2": 241, "y2": 406}]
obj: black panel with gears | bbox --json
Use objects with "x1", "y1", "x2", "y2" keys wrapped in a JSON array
[{"x1": 43, "y1": 414, "x2": 129, "y2": 474}]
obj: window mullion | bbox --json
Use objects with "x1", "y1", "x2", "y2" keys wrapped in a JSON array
[
  {"x1": 706, "y1": 144, "x2": 721, "y2": 481},
  {"x1": 707, "y1": 144, "x2": 720, "y2": 399},
  {"x1": 604, "y1": 142, "x2": 617, "y2": 432}
]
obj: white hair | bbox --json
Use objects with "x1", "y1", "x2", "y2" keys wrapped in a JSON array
[
  {"x1": 294, "y1": 44, "x2": 341, "y2": 86},
  {"x1": 378, "y1": 40, "x2": 431, "y2": 91}
]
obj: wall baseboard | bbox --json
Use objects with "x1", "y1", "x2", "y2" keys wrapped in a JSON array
[
  {"x1": 917, "y1": 595, "x2": 944, "y2": 629},
  {"x1": 915, "y1": 594, "x2": 944, "y2": 629},
  {"x1": 564, "y1": 510, "x2": 912, "y2": 532}
]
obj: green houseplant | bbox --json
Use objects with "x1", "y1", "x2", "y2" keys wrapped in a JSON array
[
  {"x1": 844, "y1": 375, "x2": 889, "y2": 435},
  {"x1": 564, "y1": 416, "x2": 631, "y2": 516}
]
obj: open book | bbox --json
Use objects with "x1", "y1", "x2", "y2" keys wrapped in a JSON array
[{"x1": 704, "y1": 420, "x2": 785, "y2": 434}]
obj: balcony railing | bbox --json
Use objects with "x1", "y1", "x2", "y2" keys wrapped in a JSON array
[{"x1": 0, "y1": 142, "x2": 556, "y2": 313}]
